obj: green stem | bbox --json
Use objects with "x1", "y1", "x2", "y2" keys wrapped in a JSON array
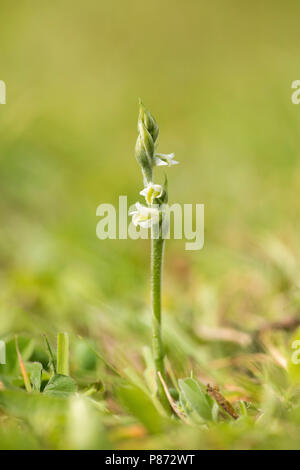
[
  {"x1": 151, "y1": 235, "x2": 170, "y2": 412},
  {"x1": 57, "y1": 332, "x2": 69, "y2": 376}
]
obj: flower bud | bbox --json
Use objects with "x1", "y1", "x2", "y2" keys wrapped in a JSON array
[
  {"x1": 138, "y1": 100, "x2": 159, "y2": 143},
  {"x1": 139, "y1": 121, "x2": 155, "y2": 161},
  {"x1": 135, "y1": 135, "x2": 152, "y2": 183}
]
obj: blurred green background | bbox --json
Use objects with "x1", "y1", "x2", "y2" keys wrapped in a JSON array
[
  {"x1": 1, "y1": 0, "x2": 300, "y2": 450},
  {"x1": 1, "y1": 0, "x2": 299, "y2": 333}
]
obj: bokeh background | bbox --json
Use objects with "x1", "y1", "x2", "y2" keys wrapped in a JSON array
[
  {"x1": 1, "y1": 0, "x2": 300, "y2": 449},
  {"x1": 1, "y1": 0, "x2": 299, "y2": 333}
]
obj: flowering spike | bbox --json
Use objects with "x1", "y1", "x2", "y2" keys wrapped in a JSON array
[{"x1": 133, "y1": 100, "x2": 177, "y2": 413}]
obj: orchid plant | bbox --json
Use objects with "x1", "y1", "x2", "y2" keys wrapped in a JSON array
[{"x1": 130, "y1": 100, "x2": 178, "y2": 409}]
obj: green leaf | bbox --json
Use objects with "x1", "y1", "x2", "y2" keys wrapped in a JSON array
[
  {"x1": 0, "y1": 389, "x2": 68, "y2": 420},
  {"x1": 118, "y1": 384, "x2": 164, "y2": 434},
  {"x1": 25, "y1": 362, "x2": 42, "y2": 392},
  {"x1": 43, "y1": 374, "x2": 77, "y2": 397},
  {"x1": 179, "y1": 378, "x2": 214, "y2": 422}
]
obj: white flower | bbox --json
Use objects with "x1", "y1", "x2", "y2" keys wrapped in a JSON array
[
  {"x1": 140, "y1": 182, "x2": 163, "y2": 205},
  {"x1": 129, "y1": 202, "x2": 159, "y2": 228},
  {"x1": 154, "y1": 152, "x2": 179, "y2": 167}
]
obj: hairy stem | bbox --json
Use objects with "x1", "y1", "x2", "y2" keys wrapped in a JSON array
[
  {"x1": 151, "y1": 235, "x2": 170, "y2": 412},
  {"x1": 151, "y1": 237, "x2": 165, "y2": 376}
]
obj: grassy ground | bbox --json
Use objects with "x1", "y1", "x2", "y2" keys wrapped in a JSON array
[{"x1": 1, "y1": 0, "x2": 300, "y2": 450}]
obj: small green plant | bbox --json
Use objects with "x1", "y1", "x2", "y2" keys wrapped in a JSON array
[
  {"x1": 43, "y1": 332, "x2": 77, "y2": 397},
  {"x1": 13, "y1": 333, "x2": 76, "y2": 396},
  {"x1": 130, "y1": 100, "x2": 178, "y2": 409}
]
